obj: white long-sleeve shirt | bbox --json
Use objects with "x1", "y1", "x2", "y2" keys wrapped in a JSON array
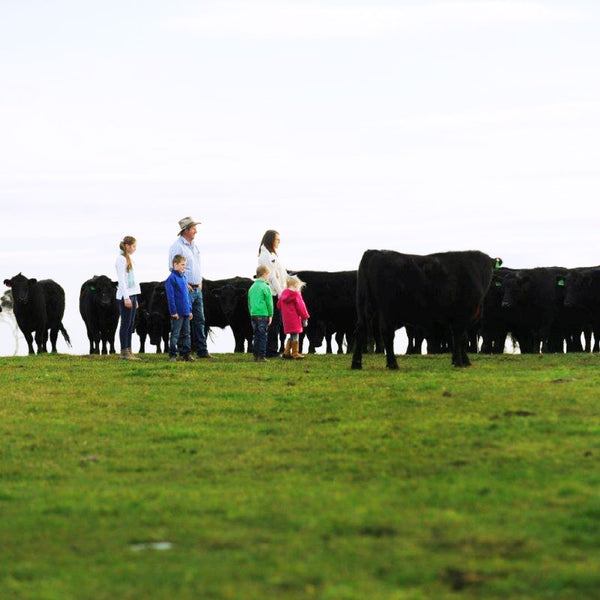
[
  {"x1": 258, "y1": 245, "x2": 287, "y2": 297},
  {"x1": 115, "y1": 254, "x2": 141, "y2": 300}
]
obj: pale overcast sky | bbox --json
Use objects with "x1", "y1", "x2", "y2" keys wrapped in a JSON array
[{"x1": 1, "y1": 1, "x2": 599, "y2": 355}]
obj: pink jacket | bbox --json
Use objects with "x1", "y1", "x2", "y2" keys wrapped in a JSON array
[{"x1": 277, "y1": 289, "x2": 310, "y2": 334}]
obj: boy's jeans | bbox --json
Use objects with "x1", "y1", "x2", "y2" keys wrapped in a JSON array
[
  {"x1": 251, "y1": 316, "x2": 269, "y2": 358},
  {"x1": 169, "y1": 316, "x2": 191, "y2": 358}
]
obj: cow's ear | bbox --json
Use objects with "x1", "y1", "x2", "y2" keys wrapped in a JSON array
[
  {"x1": 494, "y1": 258, "x2": 503, "y2": 269},
  {"x1": 112, "y1": 281, "x2": 118, "y2": 289},
  {"x1": 29, "y1": 278, "x2": 37, "y2": 285},
  {"x1": 556, "y1": 277, "x2": 566, "y2": 287},
  {"x1": 3, "y1": 279, "x2": 12, "y2": 287}
]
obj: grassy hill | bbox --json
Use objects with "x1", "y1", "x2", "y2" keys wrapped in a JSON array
[{"x1": 1, "y1": 352, "x2": 599, "y2": 599}]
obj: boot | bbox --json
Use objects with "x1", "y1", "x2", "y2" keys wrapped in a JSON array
[
  {"x1": 291, "y1": 340, "x2": 305, "y2": 360},
  {"x1": 282, "y1": 339, "x2": 293, "y2": 359},
  {"x1": 120, "y1": 348, "x2": 141, "y2": 361}
]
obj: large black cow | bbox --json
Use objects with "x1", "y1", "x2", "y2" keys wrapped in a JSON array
[
  {"x1": 211, "y1": 277, "x2": 254, "y2": 353},
  {"x1": 294, "y1": 270, "x2": 357, "y2": 354},
  {"x1": 498, "y1": 267, "x2": 568, "y2": 353},
  {"x1": 351, "y1": 250, "x2": 500, "y2": 370},
  {"x1": 3, "y1": 273, "x2": 71, "y2": 354},
  {"x1": 79, "y1": 275, "x2": 119, "y2": 355}
]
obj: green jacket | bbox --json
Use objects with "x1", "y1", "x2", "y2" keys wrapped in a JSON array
[{"x1": 248, "y1": 279, "x2": 274, "y2": 317}]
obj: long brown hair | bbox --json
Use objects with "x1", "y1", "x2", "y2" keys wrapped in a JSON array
[
  {"x1": 119, "y1": 236, "x2": 136, "y2": 271},
  {"x1": 258, "y1": 230, "x2": 279, "y2": 255}
]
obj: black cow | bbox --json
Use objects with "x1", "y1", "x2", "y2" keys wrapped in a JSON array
[
  {"x1": 294, "y1": 270, "x2": 358, "y2": 354},
  {"x1": 147, "y1": 282, "x2": 171, "y2": 353},
  {"x1": 351, "y1": 250, "x2": 500, "y2": 370},
  {"x1": 79, "y1": 275, "x2": 119, "y2": 355},
  {"x1": 3, "y1": 273, "x2": 71, "y2": 354},
  {"x1": 560, "y1": 266, "x2": 600, "y2": 352},
  {"x1": 211, "y1": 277, "x2": 254, "y2": 353},
  {"x1": 135, "y1": 282, "x2": 164, "y2": 353},
  {"x1": 499, "y1": 267, "x2": 568, "y2": 353}
]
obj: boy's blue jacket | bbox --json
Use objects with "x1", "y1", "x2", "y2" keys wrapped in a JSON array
[{"x1": 165, "y1": 270, "x2": 192, "y2": 316}]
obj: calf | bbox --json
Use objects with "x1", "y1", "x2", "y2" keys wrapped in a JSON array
[{"x1": 212, "y1": 277, "x2": 253, "y2": 353}]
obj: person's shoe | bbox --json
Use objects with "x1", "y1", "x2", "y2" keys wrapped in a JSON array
[
  {"x1": 291, "y1": 341, "x2": 305, "y2": 360},
  {"x1": 282, "y1": 339, "x2": 293, "y2": 359},
  {"x1": 183, "y1": 355, "x2": 196, "y2": 362},
  {"x1": 254, "y1": 356, "x2": 269, "y2": 362},
  {"x1": 169, "y1": 356, "x2": 177, "y2": 363},
  {"x1": 120, "y1": 349, "x2": 141, "y2": 361},
  {"x1": 197, "y1": 353, "x2": 213, "y2": 359}
]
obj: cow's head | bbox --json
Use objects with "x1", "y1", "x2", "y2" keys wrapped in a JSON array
[
  {"x1": 4, "y1": 274, "x2": 36, "y2": 305},
  {"x1": 92, "y1": 276, "x2": 118, "y2": 308},
  {"x1": 213, "y1": 285, "x2": 247, "y2": 319}
]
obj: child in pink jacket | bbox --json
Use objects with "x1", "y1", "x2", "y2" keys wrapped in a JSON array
[{"x1": 277, "y1": 275, "x2": 310, "y2": 359}]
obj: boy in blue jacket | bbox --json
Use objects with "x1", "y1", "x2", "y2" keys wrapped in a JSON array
[{"x1": 165, "y1": 255, "x2": 194, "y2": 362}]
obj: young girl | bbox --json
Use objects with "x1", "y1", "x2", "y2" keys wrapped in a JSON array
[
  {"x1": 115, "y1": 235, "x2": 142, "y2": 361},
  {"x1": 277, "y1": 275, "x2": 310, "y2": 360}
]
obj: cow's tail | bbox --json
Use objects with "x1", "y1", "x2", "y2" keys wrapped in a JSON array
[{"x1": 60, "y1": 324, "x2": 72, "y2": 347}]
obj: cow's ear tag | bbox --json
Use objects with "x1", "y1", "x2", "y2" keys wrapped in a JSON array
[
  {"x1": 494, "y1": 258, "x2": 503, "y2": 269},
  {"x1": 557, "y1": 279, "x2": 565, "y2": 287},
  {"x1": 494, "y1": 280, "x2": 502, "y2": 287},
  {"x1": 90, "y1": 286, "x2": 96, "y2": 292}
]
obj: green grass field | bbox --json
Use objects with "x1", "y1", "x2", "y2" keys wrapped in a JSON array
[{"x1": 1, "y1": 352, "x2": 599, "y2": 599}]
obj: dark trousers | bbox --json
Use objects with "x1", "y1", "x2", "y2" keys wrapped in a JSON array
[
  {"x1": 266, "y1": 301, "x2": 281, "y2": 356},
  {"x1": 189, "y1": 288, "x2": 208, "y2": 355},
  {"x1": 252, "y1": 317, "x2": 269, "y2": 358},
  {"x1": 119, "y1": 295, "x2": 138, "y2": 350},
  {"x1": 169, "y1": 316, "x2": 191, "y2": 358}
]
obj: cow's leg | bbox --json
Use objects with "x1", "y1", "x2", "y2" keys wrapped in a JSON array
[
  {"x1": 452, "y1": 329, "x2": 471, "y2": 367},
  {"x1": 351, "y1": 321, "x2": 366, "y2": 369},
  {"x1": 233, "y1": 333, "x2": 244, "y2": 353},
  {"x1": 382, "y1": 326, "x2": 398, "y2": 369},
  {"x1": 335, "y1": 332, "x2": 344, "y2": 354},
  {"x1": 49, "y1": 327, "x2": 59, "y2": 352},
  {"x1": 23, "y1": 331, "x2": 35, "y2": 355},
  {"x1": 35, "y1": 329, "x2": 47, "y2": 354}
]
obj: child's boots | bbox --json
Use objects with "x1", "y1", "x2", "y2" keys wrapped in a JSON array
[
  {"x1": 282, "y1": 339, "x2": 293, "y2": 359},
  {"x1": 291, "y1": 341, "x2": 305, "y2": 360}
]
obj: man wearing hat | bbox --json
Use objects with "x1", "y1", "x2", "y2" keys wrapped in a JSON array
[{"x1": 168, "y1": 217, "x2": 211, "y2": 358}]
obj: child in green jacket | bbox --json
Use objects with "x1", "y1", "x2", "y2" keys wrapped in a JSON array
[{"x1": 248, "y1": 265, "x2": 274, "y2": 362}]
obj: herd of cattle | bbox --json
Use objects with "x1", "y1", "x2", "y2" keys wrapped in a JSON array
[{"x1": 3, "y1": 249, "x2": 600, "y2": 368}]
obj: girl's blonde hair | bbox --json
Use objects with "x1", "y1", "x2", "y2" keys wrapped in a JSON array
[
  {"x1": 119, "y1": 236, "x2": 136, "y2": 271},
  {"x1": 286, "y1": 275, "x2": 305, "y2": 290}
]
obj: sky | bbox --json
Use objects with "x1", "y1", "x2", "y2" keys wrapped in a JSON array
[{"x1": 1, "y1": 0, "x2": 599, "y2": 356}]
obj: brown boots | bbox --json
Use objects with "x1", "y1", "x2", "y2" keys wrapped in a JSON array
[{"x1": 282, "y1": 339, "x2": 305, "y2": 360}]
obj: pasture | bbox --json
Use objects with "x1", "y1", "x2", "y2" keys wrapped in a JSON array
[{"x1": 1, "y1": 353, "x2": 599, "y2": 599}]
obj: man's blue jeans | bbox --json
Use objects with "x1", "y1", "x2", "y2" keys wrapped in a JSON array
[
  {"x1": 252, "y1": 317, "x2": 269, "y2": 358},
  {"x1": 169, "y1": 316, "x2": 191, "y2": 358},
  {"x1": 189, "y1": 288, "x2": 208, "y2": 356}
]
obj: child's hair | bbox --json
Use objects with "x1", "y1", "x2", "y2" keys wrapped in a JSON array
[
  {"x1": 119, "y1": 236, "x2": 136, "y2": 271},
  {"x1": 258, "y1": 230, "x2": 279, "y2": 255},
  {"x1": 286, "y1": 275, "x2": 305, "y2": 290},
  {"x1": 255, "y1": 265, "x2": 270, "y2": 279},
  {"x1": 172, "y1": 254, "x2": 186, "y2": 267}
]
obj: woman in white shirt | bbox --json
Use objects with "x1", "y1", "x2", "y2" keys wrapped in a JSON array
[
  {"x1": 258, "y1": 230, "x2": 287, "y2": 357},
  {"x1": 115, "y1": 235, "x2": 142, "y2": 360}
]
